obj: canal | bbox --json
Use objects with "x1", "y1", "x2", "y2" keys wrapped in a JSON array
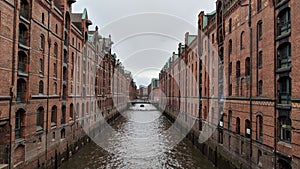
[{"x1": 60, "y1": 104, "x2": 215, "y2": 169}]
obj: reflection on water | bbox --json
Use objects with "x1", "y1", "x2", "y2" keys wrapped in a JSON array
[{"x1": 60, "y1": 104, "x2": 215, "y2": 169}]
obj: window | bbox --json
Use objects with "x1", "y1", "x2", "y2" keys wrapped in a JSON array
[
  {"x1": 278, "y1": 77, "x2": 291, "y2": 104},
  {"x1": 257, "y1": 115, "x2": 263, "y2": 141},
  {"x1": 17, "y1": 79, "x2": 26, "y2": 102},
  {"x1": 228, "y1": 39, "x2": 232, "y2": 56},
  {"x1": 229, "y1": 84, "x2": 232, "y2": 96},
  {"x1": 15, "y1": 109, "x2": 25, "y2": 139},
  {"x1": 257, "y1": 150, "x2": 262, "y2": 167},
  {"x1": 228, "y1": 110, "x2": 232, "y2": 130},
  {"x1": 70, "y1": 104, "x2": 74, "y2": 121},
  {"x1": 53, "y1": 82, "x2": 57, "y2": 95},
  {"x1": 51, "y1": 106, "x2": 57, "y2": 126},
  {"x1": 279, "y1": 116, "x2": 292, "y2": 142},
  {"x1": 61, "y1": 106, "x2": 66, "y2": 124},
  {"x1": 245, "y1": 119, "x2": 251, "y2": 138},
  {"x1": 229, "y1": 18, "x2": 232, "y2": 33},
  {"x1": 229, "y1": 62, "x2": 232, "y2": 76},
  {"x1": 54, "y1": 42, "x2": 58, "y2": 57},
  {"x1": 42, "y1": 13, "x2": 44, "y2": 24},
  {"x1": 240, "y1": 31, "x2": 245, "y2": 49},
  {"x1": 39, "y1": 58, "x2": 44, "y2": 74},
  {"x1": 39, "y1": 80, "x2": 44, "y2": 94},
  {"x1": 257, "y1": 21, "x2": 263, "y2": 40},
  {"x1": 20, "y1": 0, "x2": 30, "y2": 19},
  {"x1": 245, "y1": 57, "x2": 250, "y2": 76},
  {"x1": 36, "y1": 107, "x2": 44, "y2": 131},
  {"x1": 40, "y1": 34, "x2": 45, "y2": 50},
  {"x1": 258, "y1": 80, "x2": 263, "y2": 96},
  {"x1": 61, "y1": 128, "x2": 66, "y2": 139},
  {"x1": 257, "y1": 0, "x2": 262, "y2": 11},
  {"x1": 19, "y1": 23, "x2": 28, "y2": 45},
  {"x1": 55, "y1": 24, "x2": 58, "y2": 34},
  {"x1": 53, "y1": 63, "x2": 57, "y2": 77},
  {"x1": 18, "y1": 51, "x2": 27, "y2": 73},
  {"x1": 236, "y1": 117, "x2": 241, "y2": 134},
  {"x1": 236, "y1": 61, "x2": 241, "y2": 77},
  {"x1": 258, "y1": 51, "x2": 263, "y2": 68},
  {"x1": 277, "y1": 9, "x2": 290, "y2": 36},
  {"x1": 278, "y1": 43, "x2": 291, "y2": 69}
]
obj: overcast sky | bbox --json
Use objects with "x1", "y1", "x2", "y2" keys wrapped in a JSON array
[{"x1": 73, "y1": 0, "x2": 215, "y2": 87}]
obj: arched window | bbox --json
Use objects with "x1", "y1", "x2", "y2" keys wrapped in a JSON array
[
  {"x1": 245, "y1": 57, "x2": 250, "y2": 76},
  {"x1": 39, "y1": 58, "x2": 44, "y2": 74},
  {"x1": 54, "y1": 42, "x2": 58, "y2": 57},
  {"x1": 17, "y1": 79, "x2": 26, "y2": 102},
  {"x1": 279, "y1": 115, "x2": 292, "y2": 142},
  {"x1": 257, "y1": 0, "x2": 262, "y2": 11},
  {"x1": 60, "y1": 128, "x2": 65, "y2": 139},
  {"x1": 258, "y1": 51, "x2": 263, "y2": 68},
  {"x1": 19, "y1": 23, "x2": 28, "y2": 45},
  {"x1": 40, "y1": 34, "x2": 45, "y2": 50},
  {"x1": 53, "y1": 82, "x2": 57, "y2": 95},
  {"x1": 20, "y1": 0, "x2": 30, "y2": 19},
  {"x1": 245, "y1": 119, "x2": 251, "y2": 138},
  {"x1": 278, "y1": 159, "x2": 292, "y2": 169},
  {"x1": 277, "y1": 8, "x2": 290, "y2": 36},
  {"x1": 18, "y1": 51, "x2": 27, "y2": 73},
  {"x1": 39, "y1": 80, "x2": 44, "y2": 94},
  {"x1": 70, "y1": 104, "x2": 74, "y2": 121},
  {"x1": 53, "y1": 63, "x2": 57, "y2": 77},
  {"x1": 55, "y1": 24, "x2": 58, "y2": 34},
  {"x1": 278, "y1": 42, "x2": 291, "y2": 69},
  {"x1": 228, "y1": 39, "x2": 232, "y2": 56},
  {"x1": 229, "y1": 18, "x2": 232, "y2": 33},
  {"x1": 42, "y1": 13, "x2": 44, "y2": 24},
  {"x1": 257, "y1": 21, "x2": 263, "y2": 40},
  {"x1": 236, "y1": 117, "x2": 241, "y2": 134},
  {"x1": 15, "y1": 109, "x2": 25, "y2": 139},
  {"x1": 228, "y1": 110, "x2": 232, "y2": 130},
  {"x1": 36, "y1": 107, "x2": 44, "y2": 130},
  {"x1": 51, "y1": 106, "x2": 57, "y2": 126},
  {"x1": 278, "y1": 77, "x2": 291, "y2": 104},
  {"x1": 236, "y1": 61, "x2": 241, "y2": 77},
  {"x1": 61, "y1": 106, "x2": 66, "y2": 124},
  {"x1": 258, "y1": 80, "x2": 263, "y2": 96},
  {"x1": 257, "y1": 150, "x2": 262, "y2": 167},
  {"x1": 240, "y1": 31, "x2": 245, "y2": 49},
  {"x1": 256, "y1": 115, "x2": 263, "y2": 141}
]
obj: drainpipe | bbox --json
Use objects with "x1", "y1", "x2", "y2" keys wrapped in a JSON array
[
  {"x1": 248, "y1": 0, "x2": 253, "y2": 168},
  {"x1": 9, "y1": 0, "x2": 18, "y2": 168},
  {"x1": 273, "y1": 0, "x2": 277, "y2": 167},
  {"x1": 45, "y1": 7, "x2": 52, "y2": 168}
]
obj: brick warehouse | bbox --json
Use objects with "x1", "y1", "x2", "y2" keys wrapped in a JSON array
[
  {"x1": 158, "y1": 0, "x2": 300, "y2": 168},
  {"x1": 0, "y1": 0, "x2": 136, "y2": 168}
]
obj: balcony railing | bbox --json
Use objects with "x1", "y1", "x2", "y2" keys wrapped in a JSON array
[{"x1": 279, "y1": 92, "x2": 291, "y2": 104}]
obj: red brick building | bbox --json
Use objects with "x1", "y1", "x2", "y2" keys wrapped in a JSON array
[
  {"x1": 0, "y1": 0, "x2": 135, "y2": 168},
  {"x1": 159, "y1": 0, "x2": 300, "y2": 168}
]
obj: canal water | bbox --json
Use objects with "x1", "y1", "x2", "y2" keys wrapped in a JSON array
[{"x1": 60, "y1": 104, "x2": 215, "y2": 169}]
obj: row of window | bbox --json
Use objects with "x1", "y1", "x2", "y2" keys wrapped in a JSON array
[
  {"x1": 15, "y1": 104, "x2": 72, "y2": 139},
  {"x1": 220, "y1": 112, "x2": 291, "y2": 142}
]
